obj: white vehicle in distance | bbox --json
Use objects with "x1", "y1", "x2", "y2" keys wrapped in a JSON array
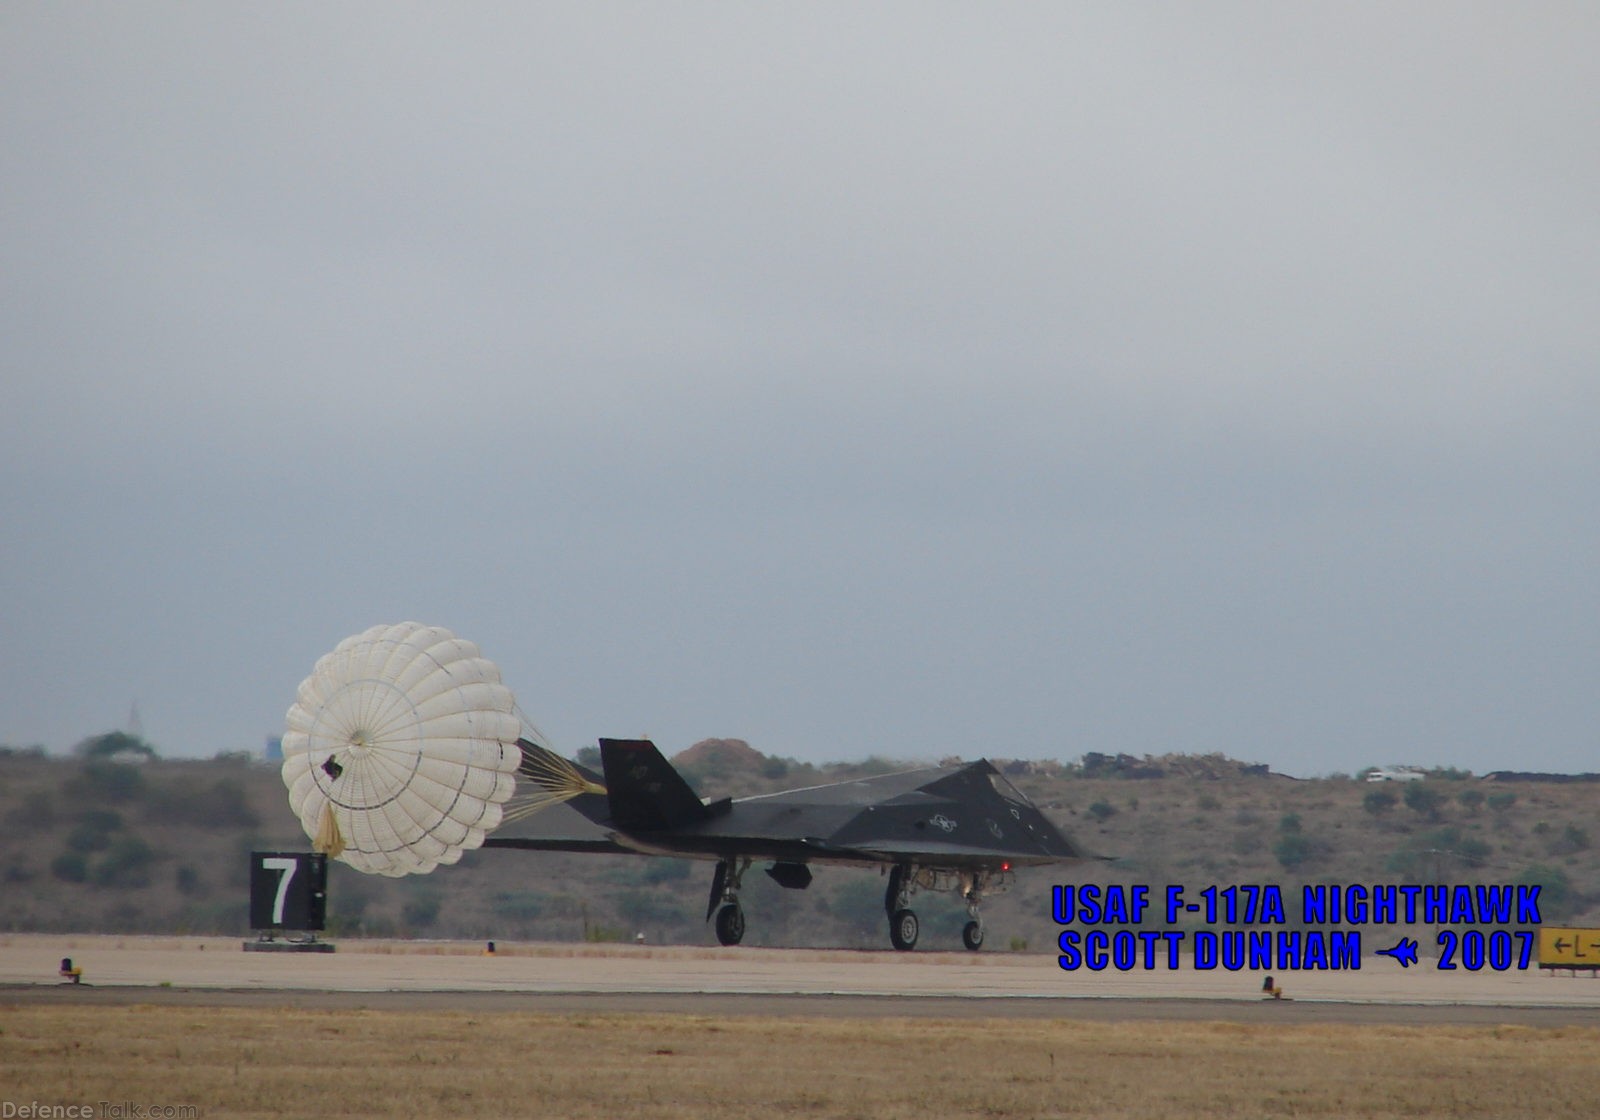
[{"x1": 1365, "y1": 767, "x2": 1426, "y2": 782}]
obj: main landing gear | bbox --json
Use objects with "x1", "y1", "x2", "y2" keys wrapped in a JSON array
[
  {"x1": 705, "y1": 858, "x2": 1009, "y2": 950},
  {"x1": 885, "y1": 864, "x2": 920, "y2": 951},
  {"x1": 707, "y1": 857, "x2": 750, "y2": 946},
  {"x1": 884, "y1": 864, "x2": 997, "y2": 952}
]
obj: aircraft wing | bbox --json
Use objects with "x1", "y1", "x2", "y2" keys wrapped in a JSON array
[
  {"x1": 723, "y1": 758, "x2": 1084, "y2": 866},
  {"x1": 829, "y1": 839, "x2": 1067, "y2": 865},
  {"x1": 481, "y1": 799, "x2": 634, "y2": 855}
]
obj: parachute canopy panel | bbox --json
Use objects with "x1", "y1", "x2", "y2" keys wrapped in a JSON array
[{"x1": 281, "y1": 622, "x2": 522, "y2": 877}]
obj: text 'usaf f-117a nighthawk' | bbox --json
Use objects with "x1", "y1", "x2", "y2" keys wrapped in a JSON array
[{"x1": 281, "y1": 623, "x2": 1084, "y2": 951}]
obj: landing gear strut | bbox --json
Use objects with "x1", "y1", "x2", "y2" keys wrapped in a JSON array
[
  {"x1": 707, "y1": 857, "x2": 750, "y2": 946},
  {"x1": 961, "y1": 870, "x2": 987, "y2": 952},
  {"x1": 885, "y1": 864, "x2": 919, "y2": 951}
]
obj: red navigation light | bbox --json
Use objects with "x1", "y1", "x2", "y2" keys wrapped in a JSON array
[{"x1": 1001, "y1": 861, "x2": 1011, "y2": 872}]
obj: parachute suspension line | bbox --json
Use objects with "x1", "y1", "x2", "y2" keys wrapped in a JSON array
[
  {"x1": 502, "y1": 739, "x2": 607, "y2": 824},
  {"x1": 514, "y1": 704, "x2": 555, "y2": 753}
]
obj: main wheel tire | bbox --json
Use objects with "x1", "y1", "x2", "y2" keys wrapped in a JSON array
[
  {"x1": 714, "y1": 903, "x2": 746, "y2": 946},
  {"x1": 889, "y1": 908, "x2": 919, "y2": 951},
  {"x1": 962, "y1": 919, "x2": 984, "y2": 951}
]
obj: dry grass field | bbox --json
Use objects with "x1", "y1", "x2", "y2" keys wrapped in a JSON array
[{"x1": 5, "y1": 1005, "x2": 1600, "y2": 1119}]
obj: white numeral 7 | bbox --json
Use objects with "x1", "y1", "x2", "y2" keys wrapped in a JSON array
[{"x1": 263, "y1": 857, "x2": 298, "y2": 924}]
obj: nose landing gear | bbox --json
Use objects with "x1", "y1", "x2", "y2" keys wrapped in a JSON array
[{"x1": 961, "y1": 870, "x2": 986, "y2": 952}]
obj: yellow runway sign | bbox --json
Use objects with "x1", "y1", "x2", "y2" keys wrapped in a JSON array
[{"x1": 1538, "y1": 927, "x2": 1600, "y2": 969}]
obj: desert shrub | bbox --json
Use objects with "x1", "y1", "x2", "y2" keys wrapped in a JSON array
[
  {"x1": 175, "y1": 864, "x2": 205, "y2": 896},
  {"x1": 1448, "y1": 836, "x2": 1492, "y2": 867},
  {"x1": 1363, "y1": 790, "x2": 1397, "y2": 816},
  {"x1": 1385, "y1": 827, "x2": 1491, "y2": 874},
  {"x1": 90, "y1": 833, "x2": 155, "y2": 887},
  {"x1": 1546, "y1": 825, "x2": 1590, "y2": 856},
  {"x1": 1515, "y1": 864, "x2": 1575, "y2": 919},
  {"x1": 146, "y1": 777, "x2": 261, "y2": 828},
  {"x1": 51, "y1": 851, "x2": 88, "y2": 883},
  {"x1": 75, "y1": 732, "x2": 156, "y2": 760},
  {"x1": 6, "y1": 792, "x2": 56, "y2": 827},
  {"x1": 1487, "y1": 792, "x2": 1517, "y2": 813},
  {"x1": 401, "y1": 890, "x2": 442, "y2": 929},
  {"x1": 66, "y1": 822, "x2": 114, "y2": 853},
  {"x1": 76, "y1": 759, "x2": 147, "y2": 802},
  {"x1": 1403, "y1": 783, "x2": 1446, "y2": 820},
  {"x1": 1272, "y1": 833, "x2": 1315, "y2": 870},
  {"x1": 80, "y1": 808, "x2": 124, "y2": 831}
]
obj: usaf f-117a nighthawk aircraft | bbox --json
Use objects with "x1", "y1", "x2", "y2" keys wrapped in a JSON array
[{"x1": 486, "y1": 738, "x2": 1084, "y2": 951}]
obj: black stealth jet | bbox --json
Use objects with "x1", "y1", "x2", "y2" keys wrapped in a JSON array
[{"x1": 484, "y1": 738, "x2": 1083, "y2": 951}]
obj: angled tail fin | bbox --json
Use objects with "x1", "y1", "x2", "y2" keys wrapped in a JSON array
[{"x1": 599, "y1": 738, "x2": 715, "y2": 832}]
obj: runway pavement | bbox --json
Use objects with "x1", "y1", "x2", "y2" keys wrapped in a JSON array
[{"x1": 4, "y1": 934, "x2": 1599, "y2": 1025}]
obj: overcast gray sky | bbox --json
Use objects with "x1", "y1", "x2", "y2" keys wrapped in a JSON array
[{"x1": 4, "y1": 4, "x2": 1596, "y2": 776}]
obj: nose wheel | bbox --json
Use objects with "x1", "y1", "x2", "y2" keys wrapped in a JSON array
[{"x1": 961, "y1": 870, "x2": 988, "y2": 951}]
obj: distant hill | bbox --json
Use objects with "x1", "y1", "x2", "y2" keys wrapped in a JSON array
[{"x1": 2, "y1": 739, "x2": 1593, "y2": 947}]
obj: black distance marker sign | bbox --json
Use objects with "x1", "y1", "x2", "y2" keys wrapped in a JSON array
[{"x1": 249, "y1": 851, "x2": 328, "y2": 931}]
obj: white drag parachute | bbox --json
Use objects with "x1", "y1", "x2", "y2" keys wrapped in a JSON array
[{"x1": 281, "y1": 622, "x2": 523, "y2": 876}]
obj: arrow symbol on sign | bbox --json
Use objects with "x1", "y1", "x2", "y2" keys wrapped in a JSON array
[
  {"x1": 1555, "y1": 937, "x2": 1571, "y2": 952},
  {"x1": 1376, "y1": 937, "x2": 1420, "y2": 968}
]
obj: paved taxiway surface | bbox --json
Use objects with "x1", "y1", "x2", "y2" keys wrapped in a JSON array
[{"x1": 4, "y1": 935, "x2": 1598, "y2": 1025}]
